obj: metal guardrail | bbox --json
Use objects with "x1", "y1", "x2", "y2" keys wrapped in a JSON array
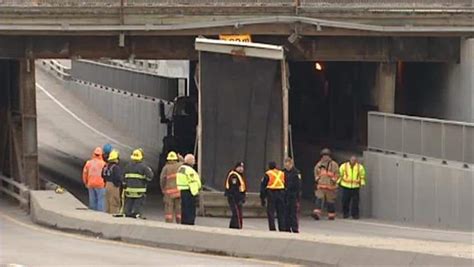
[
  {"x1": 41, "y1": 60, "x2": 71, "y2": 80},
  {"x1": 301, "y1": 0, "x2": 473, "y2": 7},
  {"x1": 0, "y1": 174, "x2": 29, "y2": 209},
  {"x1": 368, "y1": 112, "x2": 474, "y2": 164}
]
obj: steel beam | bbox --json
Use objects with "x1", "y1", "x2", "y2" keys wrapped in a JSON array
[{"x1": 0, "y1": 35, "x2": 461, "y2": 62}]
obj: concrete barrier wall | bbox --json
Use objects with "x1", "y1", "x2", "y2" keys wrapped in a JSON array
[
  {"x1": 71, "y1": 60, "x2": 179, "y2": 101},
  {"x1": 66, "y1": 80, "x2": 171, "y2": 153},
  {"x1": 364, "y1": 151, "x2": 473, "y2": 230}
]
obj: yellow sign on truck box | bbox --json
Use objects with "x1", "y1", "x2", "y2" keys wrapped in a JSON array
[{"x1": 219, "y1": 34, "x2": 252, "y2": 43}]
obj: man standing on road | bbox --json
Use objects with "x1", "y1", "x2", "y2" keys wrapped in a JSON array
[
  {"x1": 313, "y1": 148, "x2": 339, "y2": 220},
  {"x1": 123, "y1": 149, "x2": 154, "y2": 219},
  {"x1": 225, "y1": 162, "x2": 247, "y2": 229},
  {"x1": 260, "y1": 161, "x2": 287, "y2": 231},
  {"x1": 102, "y1": 149, "x2": 123, "y2": 214},
  {"x1": 177, "y1": 154, "x2": 202, "y2": 225},
  {"x1": 160, "y1": 151, "x2": 183, "y2": 223},
  {"x1": 284, "y1": 157, "x2": 301, "y2": 233},
  {"x1": 338, "y1": 155, "x2": 366, "y2": 219},
  {"x1": 82, "y1": 147, "x2": 107, "y2": 212}
]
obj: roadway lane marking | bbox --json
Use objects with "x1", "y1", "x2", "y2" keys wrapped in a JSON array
[
  {"x1": 36, "y1": 83, "x2": 133, "y2": 150},
  {"x1": 343, "y1": 219, "x2": 472, "y2": 235},
  {"x1": 0, "y1": 211, "x2": 288, "y2": 266}
]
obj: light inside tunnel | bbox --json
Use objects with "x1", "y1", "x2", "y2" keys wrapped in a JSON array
[{"x1": 315, "y1": 62, "x2": 323, "y2": 71}]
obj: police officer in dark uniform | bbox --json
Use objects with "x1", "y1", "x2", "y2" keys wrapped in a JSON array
[
  {"x1": 224, "y1": 162, "x2": 247, "y2": 229},
  {"x1": 260, "y1": 161, "x2": 287, "y2": 231},
  {"x1": 283, "y1": 157, "x2": 301, "y2": 233}
]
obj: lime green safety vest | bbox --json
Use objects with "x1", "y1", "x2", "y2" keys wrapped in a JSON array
[
  {"x1": 338, "y1": 162, "x2": 366, "y2": 189},
  {"x1": 176, "y1": 165, "x2": 202, "y2": 196}
]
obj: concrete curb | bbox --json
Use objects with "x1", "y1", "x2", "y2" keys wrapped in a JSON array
[{"x1": 30, "y1": 191, "x2": 473, "y2": 266}]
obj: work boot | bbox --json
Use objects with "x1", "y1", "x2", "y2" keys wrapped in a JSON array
[
  {"x1": 328, "y1": 217, "x2": 335, "y2": 221},
  {"x1": 343, "y1": 214, "x2": 350, "y2": 219},
  {"x1": 311, "y1": 213, "x2": 320, "y2": 220}
]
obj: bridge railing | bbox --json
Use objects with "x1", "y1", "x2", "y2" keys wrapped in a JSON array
[
  {"x1": 1, "y1": 0, "x2": 471, "y2": 7},
  {"x1": 41, "y1": 60, "x2": 70, "y2": 80},
  {"x1": 0, "y1": 174, "x2": 29, "y2": 210},
  {"x1": 368, "y1": 111, "x2": 474, "y2": 165}
]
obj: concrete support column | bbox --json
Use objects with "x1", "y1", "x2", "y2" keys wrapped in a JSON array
[
  {"x1": 374, "y1": 62, "x2": 396, "y2": 113},
  {"x1": 19, "y1": 59, "x2": 38, "y2": 189},
  {"x1": 1, "y1": 59, "x2": 38, "y2": 189}
]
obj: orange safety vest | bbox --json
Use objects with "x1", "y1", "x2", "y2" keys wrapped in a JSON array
[
  {"x1": 83, "y1": 158, "x2": 106, "y2": 189},
  {"x1": 225, "y1": 171, "x2": 246, "y2": 192},
  {"x1": 266, "y1": 169, "x2": 285, "y2": 190}
]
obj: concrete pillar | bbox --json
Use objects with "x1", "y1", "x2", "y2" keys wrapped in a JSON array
[
  {"x1": 19, "y1": 59, "x2": 38, "y2": 189},
  {"x1": 374, "y1": 62, "x2": 396, "y2": 113}
]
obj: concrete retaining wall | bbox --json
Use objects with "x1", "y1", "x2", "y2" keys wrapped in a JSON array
[
  {"x1": 364, "y1": 151, "x2": 474, "y2": 231},
  {"x1": 66, "y1": 80, "x2": 172, "y2": 153},
  {"x1": 29, "y1": 190, "x2": 473, "y2": 266}
]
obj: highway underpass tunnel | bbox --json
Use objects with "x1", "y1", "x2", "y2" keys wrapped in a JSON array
[{"x1": 288, "y1": 61, "x2": 451, "y2": 198}]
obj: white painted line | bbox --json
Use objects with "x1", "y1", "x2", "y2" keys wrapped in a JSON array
[
  {"x1": 36, "y1": 83, "x2": 133, "y2": 150},
  {"x1": 344, "y1": 219, "x2": 472, "y2": 235}
]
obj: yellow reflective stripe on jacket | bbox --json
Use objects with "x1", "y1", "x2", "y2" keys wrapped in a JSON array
[
  {"x1": 125, "y1": 173, "x2": 146, "y2": 179},
  {"x1": 266, "y1": 170, "x2": 285, "y2": 189},
  {"x1": 124, "y1": 187, "x2": 147, "y2": 193},
  {"x1": 225, "y1": 171, "x2": 246, "y2": 192}
]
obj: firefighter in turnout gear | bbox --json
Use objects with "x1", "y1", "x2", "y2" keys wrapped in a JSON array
[
  {"x1": 225, "y1": 162, "x2": 247, "y2": 229},
  {"x1": 313, "y1": 148, "x2": 339, "y2": 220},
  {"x1": 338, "y1": 155, "x2": 366, "y2": 219},
  {"x1": 160, "y1": 151, "x2": 183, "y2": 223},
  {"x1": 260, "y1": 161, "x2": 287, "y2": 231},
  {"x1": 102, "y1": 149, "x2": 123, "y2": 214},
  {"x1": 284, "y1": 157, "x2": 301, "y2": 233},
  {"x1": 123, "y1": 149, "x2": 154, "y2": 219},
  {"x1": 177, "y1": 154, "x2": 202, "y2": 225}
]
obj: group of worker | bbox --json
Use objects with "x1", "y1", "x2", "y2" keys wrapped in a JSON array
[
  {"x1": 258, "y1": 148, "x2": 366, "y2": 232},
  {"x1": 82, "y1": 145, "x2": 202, "y2": 223},
  {"x1": 83, "y1": 144, "x2": 365, "y2": 231}
]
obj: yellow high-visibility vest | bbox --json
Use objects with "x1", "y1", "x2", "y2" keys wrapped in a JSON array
[
  {"x1": 338, "y1": 162, "x2": 366, "y2": 189},
  {"x1": 225, "y1": 171, "x2": 246, "y2": 192}
]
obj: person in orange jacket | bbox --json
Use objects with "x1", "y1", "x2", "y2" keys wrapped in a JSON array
[{"x1": 83, "y1": 147, "x2": 107, "y2": 211}]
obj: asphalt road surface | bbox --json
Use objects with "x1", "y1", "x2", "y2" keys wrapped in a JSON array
[{"x1": 0, "y1": 199, "x2": 285, "y2": 266}]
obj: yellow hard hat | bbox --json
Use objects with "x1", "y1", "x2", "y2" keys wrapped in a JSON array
[
  {"x1": 167, "y1": 151, "x2": 178, "y2": 161},
  {"x1": 131, "y1": 149, "x2": 144, "y2": 161},
  {"x1": 108, "y1": 149, "x2": 120, "y2": 162}
]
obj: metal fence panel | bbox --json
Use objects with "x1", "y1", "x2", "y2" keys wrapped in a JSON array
[
  {"x1": 444, "y1": 124, "x2": 465, "y2": 162},
  {"x1": 367, "y1": 113, "x2": 384, "y2": 149},
  {"x1": 71, "y1": 60, "x2": 178, "y2": 101},
  {"x1": 465, "y1": 127, "x2": 474, "y2": 163},
  {"x1": 403, "y1": 118, "x2": 422, "y2": 155},
  {"x1": 422, "y1": 121, "x2": 443, "y2": 159},
  {"x1": 385, "y1": 116, "x2": 402, "y2": 152},
  {"x1": 368, "y1": 112, "x2": 474, "y2": 164}
]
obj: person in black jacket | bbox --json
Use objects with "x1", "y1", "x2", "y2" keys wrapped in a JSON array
[
  {"x1": 284, "y1": 157, "x2": 301, "y2": 233},
  {"x1": 224, "y1": 162, "x2": 247, "y2": 229},
  {"x1": 102, "y1": 149, "x2": 123, "y2": 214}
]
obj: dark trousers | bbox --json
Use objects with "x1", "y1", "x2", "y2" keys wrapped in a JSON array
[
  {"x1": 124, "y1": 196, "x2": 144, "y2": 217},
  {"x1": 286, "y1": 196, "x2": 299, "y2": 233},
  {"x1": 266, "y1": 190, "x2": 286, "y2": 231},
  {"x1": 342, "y1": 187, "x2": 360, "y2": 218},
  {"x1": 227, "y1": 196, "x2": 243, "y2": 229},
  {"x1": 180, "y1": 190, "x2": 196, "y2": 225}
]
